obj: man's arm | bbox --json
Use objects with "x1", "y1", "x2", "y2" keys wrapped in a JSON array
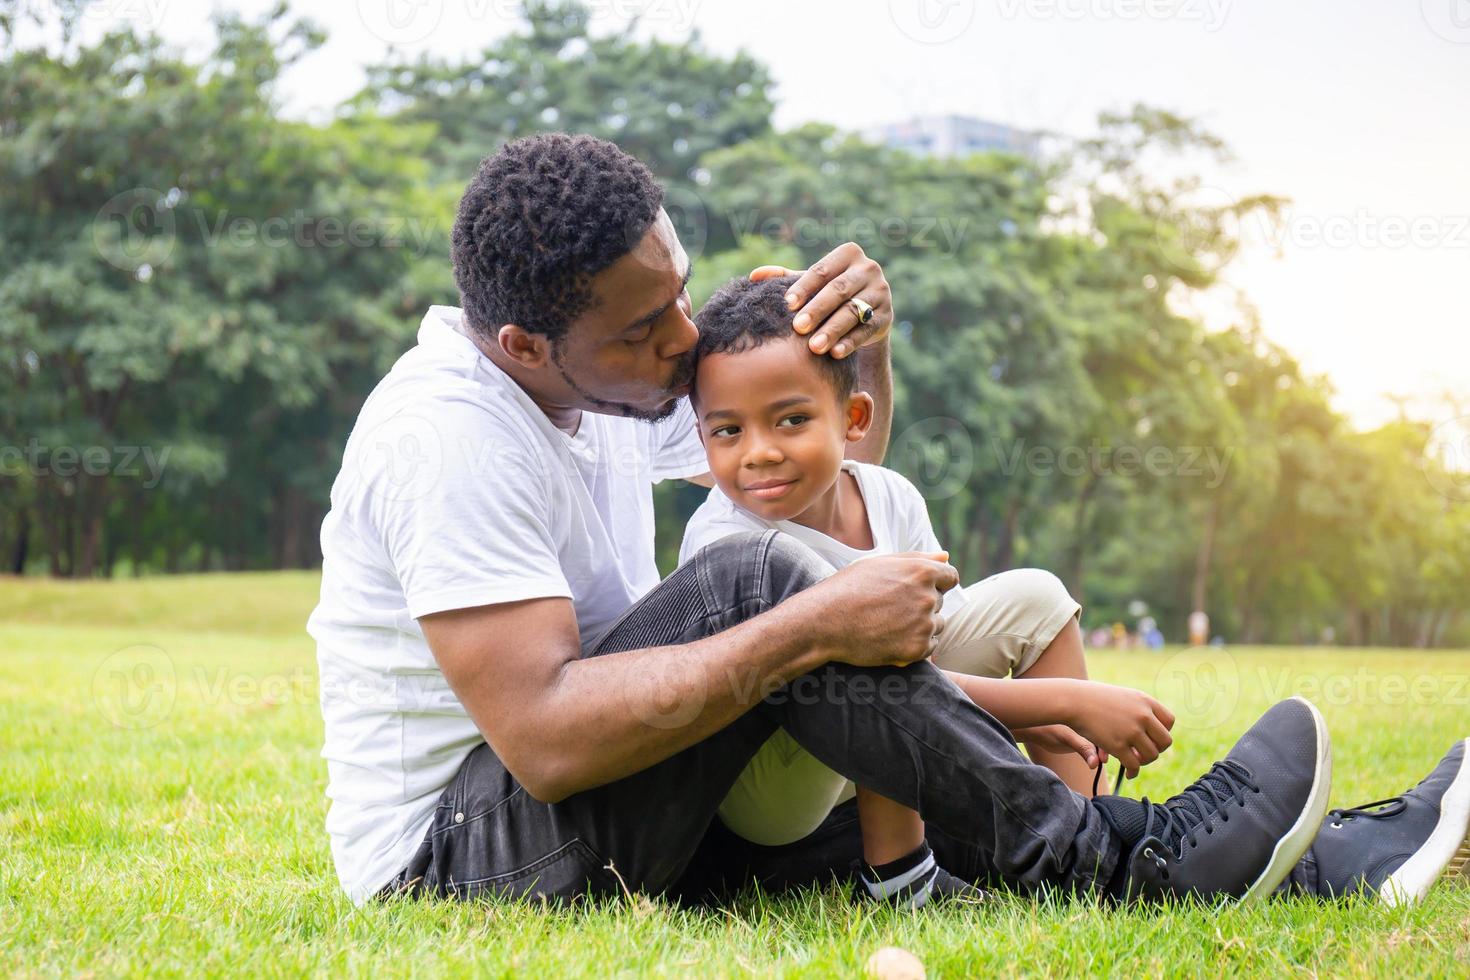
[
  {"x1": 846, "y1": 337, "x2": 892, "y2": 464},
  {"x1": 750, "y1": 242, "x2": 896, "y2": 464},
  {"x1": 421, "y1": 553, "x2": 957, "y2": 803}
]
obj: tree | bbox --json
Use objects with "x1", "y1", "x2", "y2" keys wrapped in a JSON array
[{"x1": 0, "y1": 4, "x2": 445, "y2": 574}]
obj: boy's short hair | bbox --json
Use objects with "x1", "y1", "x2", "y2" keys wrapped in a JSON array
[{"x1": 693, "y1": 275, "x2": 859, "y2": 400}]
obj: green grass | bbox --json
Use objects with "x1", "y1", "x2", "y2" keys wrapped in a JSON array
[{"x1": 2, "y1": 573, "x2": 1468, "y2": 977}]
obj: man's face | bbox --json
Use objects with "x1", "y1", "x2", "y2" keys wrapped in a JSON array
[
  {"x1": 694, "y1": 334, "x2": 861, "y2": 522},
  {"x1": 552, "y1": 211, "x2": 698, "y2": 422}
]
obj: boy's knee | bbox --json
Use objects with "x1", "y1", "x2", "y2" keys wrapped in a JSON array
[{"x1": 1003, "y1": 568, "x2": 1075, "y2": 614}]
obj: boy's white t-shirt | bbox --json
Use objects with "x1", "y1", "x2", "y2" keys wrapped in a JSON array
[
  {"x1": 307, "y1": 305, "x2": 708, "y2": 904},
  {"x1": 679, "y1": 460, "x2": 965, "y2": 615}
]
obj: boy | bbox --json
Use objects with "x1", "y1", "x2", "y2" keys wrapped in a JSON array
[{"x1": 680, "y1": 275, "x2": 1178, "y2": 908}]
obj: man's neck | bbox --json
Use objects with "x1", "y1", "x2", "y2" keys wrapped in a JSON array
[
  {"x1": 788, "y1": 468, "x2": 875, "y2": 551},
  {"x1": 466, "y1": 327, "x2": 583, "y2": 436}
]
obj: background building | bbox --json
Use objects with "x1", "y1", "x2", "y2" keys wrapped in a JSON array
[{"x1": 862, "y1": 114, "x2": 1043, "y2": 159}]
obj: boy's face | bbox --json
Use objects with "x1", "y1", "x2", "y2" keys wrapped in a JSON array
[{"x1": 693, "y1": 333, "x2": 872, "y2": 522}]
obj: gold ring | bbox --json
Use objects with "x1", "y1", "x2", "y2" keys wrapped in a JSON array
[{"x1": 848, "y1": 297, "x2": 875, "y2": 324}]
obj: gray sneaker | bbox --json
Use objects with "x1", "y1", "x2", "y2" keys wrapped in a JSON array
[
  {"x1": 1097, "y1": 696, "x2": 1332, "y2": 904},
  {"x1": 1304, "y1": 738, "x2": 1470, "y2": 906}
]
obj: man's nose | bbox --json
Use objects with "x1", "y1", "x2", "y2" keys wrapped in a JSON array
[{"x1": 659, "y1": 307, "x2": 698, "y2": 360}]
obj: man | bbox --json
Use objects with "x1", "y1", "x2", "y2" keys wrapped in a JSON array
[{"x1": 308, "y1": 133, "x2": 1470, "y2": 908}]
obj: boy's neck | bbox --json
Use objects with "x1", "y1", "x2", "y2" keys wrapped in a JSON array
[{"x1": 787, "y1": 464, "x2": 876, "y2": 551}]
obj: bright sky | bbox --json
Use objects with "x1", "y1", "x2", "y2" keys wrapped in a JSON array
[{"x1": 48, "y1": 0, "x2": 1470, "y2": 428}]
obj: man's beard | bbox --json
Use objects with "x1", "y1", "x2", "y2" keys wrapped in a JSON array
[{"x1": 553, "y1": 347, "x2": 695, "y2": 424}]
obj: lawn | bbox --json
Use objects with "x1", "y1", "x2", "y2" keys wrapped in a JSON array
[{"x1": 2, "y1": 573, "x2": 1468, "y2": 977}]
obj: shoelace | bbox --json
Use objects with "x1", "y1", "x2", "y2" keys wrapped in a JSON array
[
  {"x1": 1327, "y1": 796, "x2": 1407, "y2": 828},
  {"x1": 1136, "y1": 759, "x2": 1260, "y2": 863},
  {"x1": 1091, "y1": 750, "x2": 1131, "y2": 799}
]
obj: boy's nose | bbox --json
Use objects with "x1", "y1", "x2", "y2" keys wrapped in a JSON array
[{"x1": 743, "y1": 439, "x2": 783, "y2": 467}]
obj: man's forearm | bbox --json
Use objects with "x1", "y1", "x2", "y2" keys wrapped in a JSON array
[
  {"x1": 942, "y1": 671, "x2": 1083, "y2": 731},
  {"x1": 847, "y1": 338, "x2": 892, "y2": 465},
  {"x1": 530, "y1": 592, "x2": 834, "y2": 801}
]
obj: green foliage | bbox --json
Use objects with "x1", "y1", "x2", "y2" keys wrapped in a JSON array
[{"x1": 1, "y1": 1, "x2": 1465, "y2": 648}]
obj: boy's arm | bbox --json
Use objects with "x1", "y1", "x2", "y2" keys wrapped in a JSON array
[{"x1": 942, "y1": 671, "x2": 1176, "y2": 776}]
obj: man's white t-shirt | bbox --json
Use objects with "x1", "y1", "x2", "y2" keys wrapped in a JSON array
[
  {"x1": 307, "y1": 306, "x2": 707, "y2": 903},
  {"x1": 679, "y1": 460, "x2": 965, "y2": 615}
]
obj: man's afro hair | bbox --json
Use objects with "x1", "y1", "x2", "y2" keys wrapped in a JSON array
[{"x1": 451, "y1": 133, "x2": 665, "y2": 343}]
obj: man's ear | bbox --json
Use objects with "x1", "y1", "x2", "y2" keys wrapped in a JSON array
[
  {"x1": 497, "y1": 324, "x2": 552, "y2": 368},
  {"x1": 844, "y1": 392, "x2": 875, "y2": 443}
]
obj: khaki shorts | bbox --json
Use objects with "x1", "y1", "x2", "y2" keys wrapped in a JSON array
[{"x1": 717, "y1": 568, "x2": 1081, "y2": 846}]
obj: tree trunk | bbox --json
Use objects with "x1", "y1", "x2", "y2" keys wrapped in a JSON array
[
  {"x1": 7, "y1": 509, "x2": 28, "y2": 574},
  {"x1": 1190, "y1": 495, "x2": 1220, "y2": 616}
]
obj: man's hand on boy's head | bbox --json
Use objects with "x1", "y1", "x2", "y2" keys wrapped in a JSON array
[{"x1": 749, "y1": 241, "x2": 893, "y2": 360}]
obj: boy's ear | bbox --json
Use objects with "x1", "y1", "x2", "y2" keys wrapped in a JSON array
[
  {"x1": 844, "y1": 392, "x2": 875, "y2": 443},
  {"x1": 497, "y1": 324, "x2": 551, "y2": 368}
]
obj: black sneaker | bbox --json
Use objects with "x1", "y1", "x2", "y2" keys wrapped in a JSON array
[
  {"x1": 1304, "y1": 738, "x2": 1470, "y2": 906},
  {"x1": 1096, "y1": 696, "x2": 1332, "y2": 904}
]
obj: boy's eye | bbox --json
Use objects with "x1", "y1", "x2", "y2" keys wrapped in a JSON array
[
  {"x1": 710, "y1": 425, "x2": 740, "y2": 438},
  {"x1": 776, "y1": 414, "x2": 809, "y2": 428}
]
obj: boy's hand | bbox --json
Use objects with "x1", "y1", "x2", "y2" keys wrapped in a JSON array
[
  {"x1": 1012, "y1": 723, "x2": 1102, "y2": 769},
  {"x1": 1065, "y1": 682, "x2": 1176, "y2": 779},
  {"x1": 750, "y1": 242, "x2": 893, "y2": 360}
]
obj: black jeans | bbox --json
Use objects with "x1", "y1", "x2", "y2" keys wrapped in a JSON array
[{"x1": 386, "y1": 530, "x2": 1120, "y2": 902}]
